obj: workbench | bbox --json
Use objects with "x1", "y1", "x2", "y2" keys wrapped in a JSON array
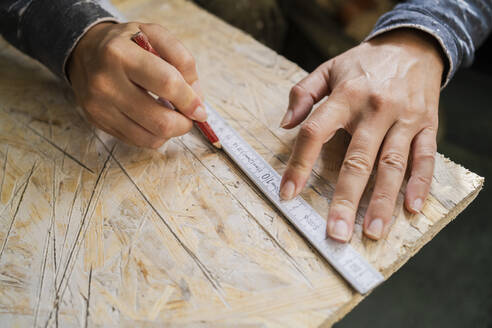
[{"x1": 0, "y1": 0, "x2": 483, "y2": 326}]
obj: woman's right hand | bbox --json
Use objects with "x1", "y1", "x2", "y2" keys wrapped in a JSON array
[{"x1": 68, "y1": 22, "x2": 205, "y2": 148}]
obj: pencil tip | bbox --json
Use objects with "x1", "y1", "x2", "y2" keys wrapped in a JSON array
[{"x1": 213, "y1": 141, "x2": 222, "y2": 149}]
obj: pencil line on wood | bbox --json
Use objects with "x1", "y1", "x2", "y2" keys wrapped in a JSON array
[
  {"x1": 179, "y1": 139, "x2": 313, "y2": 287},
  {"x1": 0, "y1": 162, "x2": 35, "y2": 262}
]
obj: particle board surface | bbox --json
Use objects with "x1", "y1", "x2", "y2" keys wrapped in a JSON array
[{"x1": 0, "y1": 0, "x2": 484, "y2": 327}]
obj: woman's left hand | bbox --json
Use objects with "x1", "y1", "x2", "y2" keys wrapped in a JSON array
[{"x1": 279, "y1": 29, "x2": 444, "y2": 242}]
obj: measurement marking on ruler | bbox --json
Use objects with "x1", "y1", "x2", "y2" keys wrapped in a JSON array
[{"x1": 206, "y1": 103, "x2": 384, "y2": 294}]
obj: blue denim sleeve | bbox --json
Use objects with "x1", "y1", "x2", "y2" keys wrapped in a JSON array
[
  {"x1": 366, "y1": 0, "x2": 492, "y2": 87},
  {"x1": 0, "y1": 0, "x2": 125, "y2": 82}
]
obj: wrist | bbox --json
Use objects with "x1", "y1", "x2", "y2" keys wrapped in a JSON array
[
  {"x1": 368, "y1": 28, "x2": 446, "y2": 78},
  {"x1": 67, "y1": 22, "x2": 115, "y2": 83}
]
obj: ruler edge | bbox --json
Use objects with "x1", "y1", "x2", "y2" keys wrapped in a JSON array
[{"x1": 205, "y1": 103, "x2": 384, "y2": 294}]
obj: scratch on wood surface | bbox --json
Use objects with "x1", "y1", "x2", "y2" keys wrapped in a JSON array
[
  {"x1": 56, "y1": 169, "x2": 82, "y2": 282},
  {"x1": 51, "y1": 160, "x2": 58, "y2": 278},
  {"x1": 22, "y1": 122, "x2": 94, "y2": 174},
  {"x1": 0, "y1": 145, "x2": 8, "y2": 201},
  {"x1": 84, "y1": 200, "x2": 104, "y2": 270},
  {"x1": 0, "y1": 164, "x2": 34, "y2": 219},
  {"x1": 0, "y1": 162, "x2": 35, "y2": 262},
  {"x1": 119, "y1": 161, "x2": 229, "y2": 306},
  {"x1": 56, "y1": 136, "x2": 93, "y2": 278},
  {"x1": 93, "y1": 134, "x2": 228, "y2": 307},
  {"x1": 149, "y1": 285, "x2": 175, "y2": 320},
  {"x1": 44, "y1": 149, "x2": 113, "y2": 328},
  {"x1": 57, "y1": 150, "x2": 111, "y2": 290},
  {"x1": 0, "y1": 2, "x2": 484, "y2": 326},
  {"x1": 50, "y1": 160, "x2": 60, "y2": 328},
  {"x1": 179, "y1": 139, "x2": 313, "y2": 288},
  {"x1": 84, "y1": 266, "x2": 93, "y2": 328},
  {"x1": 34, "y1": 198, "x2": 54, "y2": 328}
]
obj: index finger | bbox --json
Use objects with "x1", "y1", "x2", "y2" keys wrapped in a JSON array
[
  {"x1": 282, "y1": 61, "x2": 333, "y2": 129},
  {"x1": 139, "y1": 24, "x2": 199, "y2": 85},
  {"x1": 280, "y1": 95, "x2": 349, "y2": 201},
  {"x1": 125, "y1": 41, "x2": 206, "y2": 122}
]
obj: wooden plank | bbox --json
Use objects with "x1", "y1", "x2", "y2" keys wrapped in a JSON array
[{"x1": 0, "y1": 0, "x2": 483, "y2": 326}]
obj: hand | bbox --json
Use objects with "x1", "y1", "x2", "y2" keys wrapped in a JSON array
[
  {"x1": 68, "y1": 22, "x2": 205, "y2": 148},
  {"x1": 279, "y1": 29, "x2": 444, "y2": 242}
]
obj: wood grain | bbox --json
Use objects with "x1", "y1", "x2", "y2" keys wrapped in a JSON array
[{"x1": 0, "y1": 0, "x2": 483, "y2": 326}]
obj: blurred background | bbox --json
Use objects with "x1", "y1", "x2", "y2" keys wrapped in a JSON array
[{"x1": 193, "y1": 0, "x2": 492, "y2": 326}]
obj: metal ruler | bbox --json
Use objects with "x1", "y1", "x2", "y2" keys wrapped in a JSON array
[{"x1": 206, "y1": 103, "x2": 384, "y2": 294}]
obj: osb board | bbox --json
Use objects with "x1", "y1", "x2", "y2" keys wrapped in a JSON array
[{"x1": 0, "y1": 0, "x2": 483, "y2": 327}]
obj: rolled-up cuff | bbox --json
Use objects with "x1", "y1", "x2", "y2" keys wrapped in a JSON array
[
  {"x1": 365, "y1": 9, "x2": 457, "y2": 88},
  {"x1": 19, "y1": 1, "x2": 120, "y2": 82}
]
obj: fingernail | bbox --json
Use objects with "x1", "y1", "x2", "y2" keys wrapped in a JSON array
[
  {"x1": 329, "y1": 219, "x2": 350, "y2": 242},
  {"x1": 280, "y1": 109, "x2": 293, "y2": 128},
  {"x1": 280, "y1": 180, "x2": 296, "y2": 200},
  {"x1": 412, "y1": 198, "x2": 423, "y2": 212},
  {"x1": 366, "y1": 218, "x2": 383, "y2": 239},
  {"x1": 191, "y1": 105, "x2": 207, "y2": 122}
]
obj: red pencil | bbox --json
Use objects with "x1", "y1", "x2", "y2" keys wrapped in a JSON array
[{"x1": 131, "y1": 31, "x2": 221, "y2": 149}]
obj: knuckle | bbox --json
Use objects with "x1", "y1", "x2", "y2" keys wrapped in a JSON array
[
  {"x1": 342, "y1": 152, "x2": 372, "y2": 176},
  {"x1": 299, "y1": 120, "x2": 323, "y2": 141},
  {"x1": 368, "y1": 91, "x2": 386, "y2": 109},
  {"x1": 372, "y1": 189, "x2": 395, "y2": 204},
  {"x1": 380, "y1": 151, "x2": 407, "y2": 173},
  {"x1": 125, "y1": 22, "x2": 140, "y2": 31},
  {"x1": 147, "y1": 23, "x2": 164, "y2": 31},
  {"x1": 102, "y1": 38, "x2": 124, "y2": 61},
  {"x1": 412, "y1": 174, "x2": 432, "y2": 186},
  {"x1": 155, "y1": 119, "x2": 172, "y2": 138},
  {"x1": 367, "y1": 91, "x2": 399, "y2": 113},
  {"x1": 423, "y1": 126, "x2": 439, "y2": 138},
  {"x1": 148, "y1": 138, "x2": 167, "y2": 149},
  {"x1": 160, "y1": 71, "x2": 181, "y2": 96},
  {"x1": 179, "y1": 52, "x2": 196, "y2": 72},
  {"x1": 411, "y1": 106, "x2": 427, "y2": 116},
  {"x1": 88, "y1": 74, "x2": 109, "y2": 94},
  {"x1": 331, "y1": 198, "x2": 357, "y2": 212},
  {"x1": 396, "y1": 118, "x2": 418, "y2": 131},
  {"x1": 290, "y1": 84, "x2": 308, "y2": 100},
  {"x1": 288, "y1": 157, "x2": 312, "y2": 174},
  {"x1": 339, "y1": 79, "x2": 357, "y2": 93},
  {"x1": 414, "y1": 147, "x2": 436, "y2": 162}
]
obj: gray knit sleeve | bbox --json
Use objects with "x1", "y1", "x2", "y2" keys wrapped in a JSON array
[{"x1": 0, "y1": 0, "x2": 125, "y2": 82}]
